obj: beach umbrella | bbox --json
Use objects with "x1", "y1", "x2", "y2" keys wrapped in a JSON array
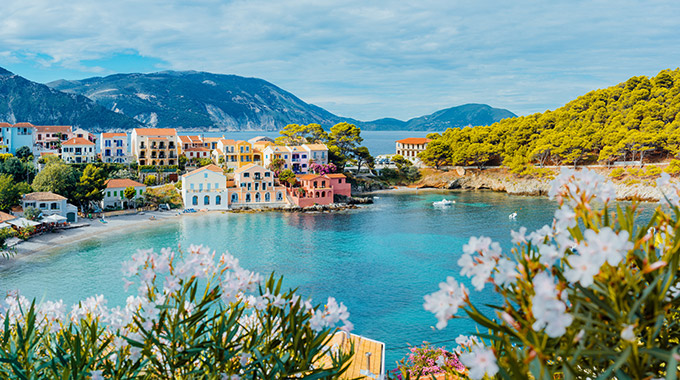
[
  {"x1": 43, "y1": 214, "x2": 67, "y2": 223},
  {"x1": 7, "y1": 218, "x2": 41, "y2": 228}
]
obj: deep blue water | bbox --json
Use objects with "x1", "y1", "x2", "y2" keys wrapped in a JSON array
[{"x1": 0, "y1": 190, "x2": 562, "y2": 367}]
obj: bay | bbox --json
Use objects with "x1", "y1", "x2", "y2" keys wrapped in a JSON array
[{"x1": 0, "y1": 190, "x2": 563, "y2": 367}]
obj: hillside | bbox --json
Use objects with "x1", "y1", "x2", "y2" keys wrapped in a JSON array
[
  {"x1": 420, "y1": 69, "x2": 680, "y2": 171},
  {"x1": 361, "y1": 104, "x2": 516, "y2": 131},
  {"x1": 0, "y1": 68, "x2": 140, "y2": 131},
  {"x1": 48, "y1": 71, "x2": 344, "y2": 131}
]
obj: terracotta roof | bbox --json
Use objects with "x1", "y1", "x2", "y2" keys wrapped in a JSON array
[
  {"x1": 234, "y1": 163, "x2": 260, "y2": 173},
  {"x1": 23, "y1": 192, "x2": 66, "y2": 201},
  {"x1": 297, "y1": 174, "x2": 323, "y2": 181},
  {"x1": 134, "y1": 128, "x2": 177, "y2": 136},
  {"x1": 0, "y1": 122, "x2": 11, "y2": 128},
  {"x1": 236, "y1": 140, "x2": 251, "y2": 145},
  {"x1": 289, "y1": 146, "x2": 305, "y2": 152},
  {"x1": 203, "y1": 137, "x2": 221, "y2": 142},
  {"x1": 35, "y1": 125, "x2": 72, "y2": 133},
  {"x1": 185, "y1": 147, "x2": 211, "y2": 152},
  {"x1": 62, "y1": 137, "x2": 95, "y2": 146},
  {"x1": 0, "y1": 211, "x2": 16, "y2": 223},
  {"x1": 302, "y1": 144, "x2": 328, "y2": 150},
  {"x1": 10, "y1": 206, "x2": 22, "y2": 213},
  {"x1": 179, "y1": 135, "x2": 202, "y2": 143},
  {"x1": 326, "y1": 173, "x2": 346, "y2": 178},
  {"x1": 102, "y1": 132, "x2": 127, "y2": 138},
  {"x1": 105, "y1": 178, "x2": 145, "y2": 189},
  {"x1": 183, "y1": 164, "x2": 224, "y2": 177},
  {"x1": 220, "y1": 139, "x2": 236, "y2": 145},
  {"x1": 396, "y1": 137, "x2": 431, "y2": 144},
  {"x1": 12, "y1": 122, "x2": 35, "y2": 128}
]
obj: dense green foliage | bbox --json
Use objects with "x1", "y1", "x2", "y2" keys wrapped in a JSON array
[
  {"x1": 421, "y1": 69, "x2": 680, "y2": 172},
  {"x1": 32, "y1": 162, "x2": 79, "y2": 200}
]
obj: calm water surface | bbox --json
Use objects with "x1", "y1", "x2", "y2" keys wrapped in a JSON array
[{"x1": 0, "y1": 191, "x2": 579, "y2": 366}]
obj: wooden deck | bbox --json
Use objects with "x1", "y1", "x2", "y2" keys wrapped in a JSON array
[{"x1": 317, "y1": 332, "x2": 385, "y2": 379}]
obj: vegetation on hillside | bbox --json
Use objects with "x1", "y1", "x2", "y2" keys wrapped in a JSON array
[{"x1": 420, "y1": 69, "x2": 680, "y2": 174}]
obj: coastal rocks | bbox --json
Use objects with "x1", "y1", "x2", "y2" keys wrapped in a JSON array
[{"x1": 334, "y1": 194, "x2": 374, "y2": 204}]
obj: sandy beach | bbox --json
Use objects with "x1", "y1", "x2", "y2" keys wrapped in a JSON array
[{"x1": 2, "y1": 210, "x2": 185, "y2": 263}]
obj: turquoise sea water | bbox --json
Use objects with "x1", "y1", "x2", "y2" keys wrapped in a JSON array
[{"x1": 0, "y1": 190, "x2": 566, "y2": 367}]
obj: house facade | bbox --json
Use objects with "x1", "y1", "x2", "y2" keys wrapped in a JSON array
[
  {"x1": 19, "y1": 192, "x2": 78, "y2": 223},
  {"x1": 35, "y1": 125, "x2": 73, "y2": 150},
  {"x1": 179, "y1": 135, "x2": 203, "y2": 152},
  {"x1": 73, "y1": 128, "x2": 97, "y2": 144},
  {"x1": 0, "y1": 122, "x2": 35, "y2": 155},
  {"x1": 262, "y1": 144, "x2": 329, "y2": 174},
  {"x1": 287, "y1": 173, "x2": 351, "y2": 207},
  {"x1": 181, "y1": 164, "x2": 228, "y2": 210},
  {"x1": 102, "y1": 179, "x2": 146, "y2": 209},
  {"x1": 184, "y1": 147, "x2": 211, "y2": 160},
  {"x1": 262, "y1": 145, "x2": 292, "y2": 171},
  {"x1": 100, "y1": 133, "x2": 130, "y2": 163},
  {"x1": 60, "y1": 137, "x2": 96, "y2": 164},
  {"x1": 303, "y1": 144, "x2": 329, "y2": 166},
  {"x1": 213, "y1": 139, "x2": 238, "y2": 169},
  {"x1": 395, "y1": 138, "x2": 431, "y2": 161},
  {"x1": 230, "y1": 164, "x2": 287, "y2": 208},
  {"x1": 131, "y1": 128, "x2": 179, "y2": 167}
]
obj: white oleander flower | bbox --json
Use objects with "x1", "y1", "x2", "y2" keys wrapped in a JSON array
[
  {"x1": 621, "y1": 324, "x2": 636, "y2": 342},
  {"x1": 423, "y1": 276, "x2": 468, "y2": 329},
  {"x1": 564, "y1": 253, "x2": 601, "y2": 287},
  {"x1": 494, "y1": 257, "x2": 519, "y2": 287},
  {"x1": 537, "y1": 243, "x2": 563, "y2": 267},
  {"x1": 510, "y1": 226, "x2": 527, "y2": 245},
  {"x1": 578, "y1": 227, "x2": 632, "y2": 267},
  {"x1": 554, "y1": 204, "x2": 577, "y2": 230},
  {"x1": 531, "y1": 272, "x2": 573, "y2": 338},
  {"x1": 459, "y1": 344, "x2": 499, "y2": 380}
]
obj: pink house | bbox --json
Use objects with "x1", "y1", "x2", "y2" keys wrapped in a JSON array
[{"x1": 287, "y1": 173, "x2": 351, "y2": 207}]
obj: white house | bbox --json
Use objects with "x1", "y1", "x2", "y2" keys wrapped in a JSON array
[
  {"x1": 102, "y1": 179, "x2": 146, "y2": 209},
  {"x1": 19, "y1": 192, "x2": 78, "y2": 223},
  {"x1": 60, "y1": 137, "x2": 96, "y2": 164},
  {"x1": 100, "y1": 132, "x2": 131, "y2": 163},
  {"x1": 181, "y1": 164, "x2": 228, "y2": 210},
  {"x1": 302, "y1": 144, "x2": 329, "y2": 166}
]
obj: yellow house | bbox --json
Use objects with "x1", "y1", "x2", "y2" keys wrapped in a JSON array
[
  {"x1": 131, "y1": 128, "x2": 179, "y2": 167},
  {"x1": 235, "y1": 140, "x2": 254, "y2": 168}
]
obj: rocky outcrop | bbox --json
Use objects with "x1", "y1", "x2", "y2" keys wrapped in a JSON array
[{"x1": 417, "y1": 168, "x2": 666, "y2": 202}]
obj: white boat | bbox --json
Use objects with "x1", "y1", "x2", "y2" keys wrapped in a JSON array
[
  {"x1": 509, "y1": 212, "x2": 517, "y2": 219},
  {"x1": 433, "y1": 199, "x2": 455, "y2": 207}
]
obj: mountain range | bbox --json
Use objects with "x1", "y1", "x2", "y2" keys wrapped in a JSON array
[{"x1": 0, "y1": 66, "x2": 516, "y2": 132}]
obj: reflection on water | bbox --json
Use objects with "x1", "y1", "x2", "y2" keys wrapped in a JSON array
[{"x1": 0, "y1": 190, "x2": 656, "y2": 367}]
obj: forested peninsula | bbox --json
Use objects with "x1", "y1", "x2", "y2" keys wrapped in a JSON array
[{"x1": 420, "y1": 69, "x2": 680, "y2": 175}]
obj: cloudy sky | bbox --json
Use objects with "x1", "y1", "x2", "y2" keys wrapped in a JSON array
[{"x1": 0, "y1": 0, "x2": 679, "y2": 121}]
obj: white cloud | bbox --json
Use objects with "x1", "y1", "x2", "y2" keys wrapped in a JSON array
[{"x1": 0, "y1": 0, "x2": 679, "y2": 120}]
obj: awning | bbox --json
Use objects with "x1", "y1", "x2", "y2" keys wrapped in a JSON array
[
  {"x1": 43, "y1": 214, "x2": 67, "y2": 223},
  {"x1": 0, "y1": 222, "x2": 11, "y2": 230},
  {"x1": 6, "y1": 218, "x2": 41, "y2": 228}
]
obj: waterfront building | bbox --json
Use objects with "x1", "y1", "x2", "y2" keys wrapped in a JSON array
[
  {"x1": 302, "y1": 144, "x2": 329, "y2": 166},
  {"x1": 60, "y1": 137, "x2": 96, "y2": 164},
  {"x1": 181, "y1": 164, "x2": 228, "y2": 210},
  {"x1": 262, "y1": 145, "x2": 292, "y2": 170},
  {"x1": 395, "y1": 137, "x2": 431, "y2": 162},
  {"x1": 100, "y1": 132, "x2": 131, "y2": 163},
  {"x1": 287, "y1": 172, "x2": 350, "y2": 207},
  {"x1": 131, "y1": 128, "x2": 179, "y2": 166},
  {"x1": 35, "y1": 125, "x2": 73, "y2": 150},
  {"x1": 0, "y1": 122, "x2": 36, "y2": 155},
  {"x1": 230, "y1": 163, "x2": 287, "y2": 207},
  {"x1": 18, "y1": 192, "x2": 79, "y2": 222},
  {"x1": 101, "y1": 179, "x2": 146, "y2": 209},
  {"x1": 179, "y1": 135, "x2": 203, "y2": 152}
]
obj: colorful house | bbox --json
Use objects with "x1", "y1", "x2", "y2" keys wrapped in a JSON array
[
  {"x1": 181, "y1": 164, "x2": 228, "y2": 210},
  {"x1": 100, "y1": 132, "x2": 130, "y2": 163},
  {"x1": 60, "y1": 137, "x2": 96, "y2": 164},
  {"x1": 285, "y1": 172, "x2": 350, "y2": 207},
  {"x1": 179, "y1": 135, "x2": 203, "y2": 152},
  {"x1": 262, "y1": 145, "x2": 292, "y2": 171},
  {"x1": 0, "y1": 122, "x2": 35, "y2": 155},
  {"x1": 102, "y1": 179, "x2": 146, "y2": 209},
  {"x1": 131, "y1": 128, "x2": 179, "y2": 167},
  {"x1": 19, "y1": 192, "x2": 79, "y2": 223},
  {"x1": 184, "y1": 146, "x2": 211, "y2": 161},
  {"x1": 213, "y1": 139, "x2": 238, "y2": 169},
  {"x1": 230, "y1": 164, "x2": 287, "y2": 207},
  {"x1": 35, "y1": 125, "x2": 73, "y2": 150},
  {"x1": 395, "y1": 137, "x2": 431, "y2": 162},
  {"x1": 302, "y1": 144, "x2": 329, "y2": 166}
]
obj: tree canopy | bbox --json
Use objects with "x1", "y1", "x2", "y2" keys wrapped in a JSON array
[
  {"x1": 32, "y1": 162, "x2": 79, "y2": 200},
  {"x1": 419, "y1": 69, "x2": 680, "y2": 172}
]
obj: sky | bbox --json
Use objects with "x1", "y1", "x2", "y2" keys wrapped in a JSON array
[{"x1": 0, "y1": 0, "x2": 679, "y2": 121}]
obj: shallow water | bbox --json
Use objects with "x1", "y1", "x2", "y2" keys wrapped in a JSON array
[{"x1": 0, "y1": 191, "x2": 648, "y2": 367}]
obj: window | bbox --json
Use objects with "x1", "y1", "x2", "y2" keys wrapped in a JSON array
[
  {"x1": 214, "y1": 182, "x2": 218, "y2": 189},
  {"x1": 139, "y1": 189, "x2": 143, "y2": 195},
  {"x1": 243, "y1": 173, "x2": 250, "y2": 177},
  {"x1": 192, "y1": 196, "x2": 198, "y2": 205},
  {"x1": 216, "y1": 195, "x2": 221, "y2": 205},
  {"x1": 321, "y1": 191, "x2": 325, "y2": 197},
  {"x1": 190, "y1": 183, "x2": 195, "y2": 190},
  {"x1": 262, "y1": 183, "x2": 266, "y2": 190},
  {"x1": 207, "y1": 183, "x2": 211, "y2": 190},
  {"x1": 265, "y1": 193, "x2": 271, "y2": 202},
  {"x1": 231, "y1": 193, "x2": 238, "y2": 203},
  {"x1": 321, "y1": 181, "x2": 326, "y2": 188},
  {"x1": 199, "y1": 183, "x2": 203, "y2": 191},
  {"x1": 114, "y1": 191, "x2": 117, "y2": 197},
  {"x1": 264, "y1": 172, "x2": 271, "y2": 177},
  {"x1": 247, "y1": 183, "x2": 251, "y2": 190},
  {"x1": 255, "y1": 193, "x2": 261, "y2": 202},
  {"x1": 50, "y1": 203, "x2": 58, "y2": 210},
  {"x1": 276, "y1": 192, "x2": 283, "y2": 201},
  {"x1": 245, "y1": 194, "x2": 251, "y2": 202},
  {"x1": 204, "y1": 173, "x2": 208, "y2": 179},
  {"x1": 255, "y1": 183, "x2": 259, "y2": 191},
  {"x1": 204, "y1": 195, "x2": 210, "y2": 205},
  {"x1": 107, "y1": 191, "x2": 111, "y2": 197},
  {"x1": 105, "y1": 140, "x2": 111, "y2": 147}
]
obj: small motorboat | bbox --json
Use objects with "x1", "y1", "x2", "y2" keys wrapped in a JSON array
[
  {"x1": 433, "y1": 199, "x2": 455, "y2": 207},
  {"x1": 509, "y1": 212, "x2": 517, "y2": 219}
]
